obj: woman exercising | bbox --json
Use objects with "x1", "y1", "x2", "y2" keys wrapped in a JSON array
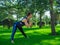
[{"x1": 11, "y1": 12, "x2": 32, "y2": 43}]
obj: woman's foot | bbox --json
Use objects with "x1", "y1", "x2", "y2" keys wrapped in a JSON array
[
  {"x1": 11, "y1": 40, "x2": 14, "y2": 44},
  {"x1": 25, "y1": 36, "x2": 29, "y2": 39}
]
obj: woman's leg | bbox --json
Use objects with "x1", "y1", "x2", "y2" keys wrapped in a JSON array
[
  {"x1": 11, "y1": 23, "x2": 17, "y2": 41},
  {"x1": 18, "y1": 26, "x2": 27, "y2": 38}
]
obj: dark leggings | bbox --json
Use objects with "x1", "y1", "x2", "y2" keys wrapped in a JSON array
[{"x1": 11, "y1": 22, "x2": 27, "y2": 40}]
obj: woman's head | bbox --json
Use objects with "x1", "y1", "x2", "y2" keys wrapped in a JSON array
[{"x1": 27, "y1": 12, "x2": 32, "y2": 19}]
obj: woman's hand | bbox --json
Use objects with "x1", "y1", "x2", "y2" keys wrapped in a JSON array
[
  {"x1": 22, "y1": 19, "x2": 33, "y2": 28},
  {"x1": 29, "y1": 22, "x2": 32, "y2": 27}
]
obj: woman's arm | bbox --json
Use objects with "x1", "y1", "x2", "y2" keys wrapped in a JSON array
[
  {"x1": 22, "y1": 19, "x2": 31, "y2": 28},
  {"x1": 29, "y1": 22, "x2": 32, "y2": 27}
]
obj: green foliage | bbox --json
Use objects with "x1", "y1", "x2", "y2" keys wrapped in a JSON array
[{"x1": 0, "y1": 0, "x2": 60, "y2": 25}]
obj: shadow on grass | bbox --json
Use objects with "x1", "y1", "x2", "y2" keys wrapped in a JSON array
[
  {"x1": 0, "y1": 26, "x2": 60, "y2": 45},
  {"x1": 0, "y1": 27, "x2": 40, "y2": 34},
  {"x1": 0, "y1": 32, "x2": 60, "y2": 45}
]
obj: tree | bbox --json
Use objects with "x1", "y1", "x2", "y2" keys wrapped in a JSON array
[
  {"x1": 36, "y1": 0, "x2": 49, "y2": 28},
  {"x1": 49, "y1": 0, "x2": 56, "y2": 35}
]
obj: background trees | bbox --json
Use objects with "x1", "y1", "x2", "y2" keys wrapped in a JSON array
[{"x1": 0, "y1": 0, "x2": 60, "y2": 35}]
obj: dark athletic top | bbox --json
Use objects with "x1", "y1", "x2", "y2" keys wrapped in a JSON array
[{"x1": 17, "y1": 16, "x2": 29, "y2": 26}]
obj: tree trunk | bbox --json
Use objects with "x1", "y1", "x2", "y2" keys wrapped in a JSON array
[
  {"x1": 49, "y1": 0, "x2": 56, "y2": 35},
  {"x1": 39, "y1": 12, "x2": 42, "y2": 28}
]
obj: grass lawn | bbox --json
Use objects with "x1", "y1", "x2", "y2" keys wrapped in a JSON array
[{"x1": 0, "y1": 25, "x2": 60, "y2": 45}]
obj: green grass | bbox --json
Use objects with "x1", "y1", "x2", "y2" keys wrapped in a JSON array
[{"x1": 0, "y1": 25, "x2": 60, "y2": 45}]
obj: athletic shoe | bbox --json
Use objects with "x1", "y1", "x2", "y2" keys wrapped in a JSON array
[{"x1": 11, "y1": 40, "x2": 14, "y2": 44}]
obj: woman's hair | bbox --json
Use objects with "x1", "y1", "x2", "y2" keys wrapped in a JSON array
[{"x1": 27, "y1": 12, "x2": 32, "y2": 17}]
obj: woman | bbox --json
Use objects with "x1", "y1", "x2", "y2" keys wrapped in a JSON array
[{"x1": 11, "y1": 12, "x2": 32, "y2": 44}]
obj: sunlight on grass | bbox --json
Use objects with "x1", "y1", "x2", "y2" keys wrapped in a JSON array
[
  {"x1": 0, "y1": 25, "x2": 60, "y2": 45},
  {"x1": 0, "y1": 33, "x2": 11, "y2": 35},
  {"x1": 41, "y1": 39, "x2": 60, "y2": 45}
]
